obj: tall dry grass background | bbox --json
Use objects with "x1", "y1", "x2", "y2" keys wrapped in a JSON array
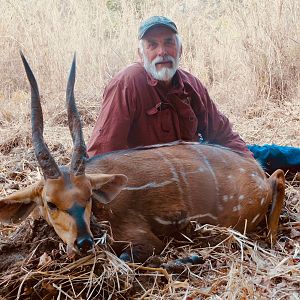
[
  {"x1": 0, "y1": 0, "x2": 299, "y2": 145},
  {"x1": 0, "y1": 0, "x2": 300, "y2": 299}
]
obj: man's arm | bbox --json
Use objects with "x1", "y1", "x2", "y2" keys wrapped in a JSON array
[
  {"x1": 196, "y1": 87, "x2": 253, "y2": 158},
  {"x1": 87, "y1": 81, "x2": 134, "y2": 157}
]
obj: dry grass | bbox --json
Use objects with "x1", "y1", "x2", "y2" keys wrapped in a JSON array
[
  {"x1": 1, "y1": 215, "x2": 300, "y2": 299},
  {"x1": 0, "y1": 0, "x2": 300, "y2": 299}
]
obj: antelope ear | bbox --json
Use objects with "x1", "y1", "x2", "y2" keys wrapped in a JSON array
[
  {"x1": 88, "y1": 174, "x2": 128, "y2": 204},
  {"x1": 0, "y1": 181, "x2": 44, "y2": 224}
]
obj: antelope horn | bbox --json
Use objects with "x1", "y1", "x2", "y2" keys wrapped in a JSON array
[
  {"x1": 20, "y1": 52, "x2": 61, "y2": 179},
  {"x1": 66, "y1": 54, "x2": 87, "y2": 175}
]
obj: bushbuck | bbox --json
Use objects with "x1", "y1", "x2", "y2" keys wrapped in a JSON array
[{"x1": 0, "y1": 54, "x2": 285, "y2": 262}]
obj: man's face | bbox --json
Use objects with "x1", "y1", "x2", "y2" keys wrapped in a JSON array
[{"x1": 139, "y1": 26, "x2": 181, "y2": 82}]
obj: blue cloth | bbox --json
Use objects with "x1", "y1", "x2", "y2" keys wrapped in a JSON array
[{"x1": 247, "y1": 144, "x2": 300, "y2": 174}]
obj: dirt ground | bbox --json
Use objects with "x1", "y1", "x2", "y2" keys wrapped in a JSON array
[{"x1": 0, "y1": 92, "x2": 299, "y2": 299}]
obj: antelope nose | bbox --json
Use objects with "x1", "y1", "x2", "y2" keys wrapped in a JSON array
[{"x1": 75, "y1": 235, "x2": 94, "y2": 253}]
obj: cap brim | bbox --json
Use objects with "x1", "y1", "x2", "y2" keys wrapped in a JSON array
[{"x1": 139, "y1": 23, "x2": 178, "y2": 39}]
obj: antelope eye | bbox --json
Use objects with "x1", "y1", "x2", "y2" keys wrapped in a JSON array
[{"x1": 47, "y1": 202, "x2": 58, "y2": 210}]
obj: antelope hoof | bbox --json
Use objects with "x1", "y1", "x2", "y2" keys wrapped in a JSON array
[
  {"x1": 119, "y1": 252, "x2": 133, "y2": 262},
  {"x1": 161, "y1": 254, "x2": 205, "y2": 272}
]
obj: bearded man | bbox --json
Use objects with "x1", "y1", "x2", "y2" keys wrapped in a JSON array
[
  {"x1": 87, "y1": 16, "x2": 253, "y2": 158},
  {"x1": 87, "y1": 16, "x2": 300, "y2": 174}
]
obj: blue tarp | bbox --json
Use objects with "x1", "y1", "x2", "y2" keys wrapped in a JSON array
[{"x1": 247, "y1": 144, "x2": 300, "y2": 174}]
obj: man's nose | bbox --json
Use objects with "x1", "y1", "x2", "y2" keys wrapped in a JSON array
[{"x1": 157, "y1": 45, "x2": 167, "y2": 56}]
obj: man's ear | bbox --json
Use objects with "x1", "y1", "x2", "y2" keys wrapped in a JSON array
[
  {"x1": 179, "y1": 44, "x2": 183, "y2": 58},
  {"x1": 138, "y1": 47, "x2": 143, "y2": 62},
  {"x1": 0, "y1": 181, "x2": 44, "y2": 224},
  {"x1": 87, "y1": 174, "x2": 128, "y2": 204}
]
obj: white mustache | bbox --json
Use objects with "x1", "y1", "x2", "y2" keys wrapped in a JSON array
[{"x1": 152, "y1": 55, "x2": 175, "y2": 66}]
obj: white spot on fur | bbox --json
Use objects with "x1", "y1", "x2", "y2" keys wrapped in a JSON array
[
  {"x1": 228, "y1": 175, "x2": 233, "y2": 179},
  {"x1": 260, "y1": 198, "x2": 265, "y2": 206},
  {"x1": 138, "y1": 214, "x2": 147, "y2": 221},
  {"x1": 239, "y1": 168, "x2": 245, "y2": 173},
  {"x1": 251, "y1": 214, "x2": 261, "y2": 224},
  {"x1": 230, "y1": 195, "x2": 234, "y2": 200},
  {"x1": 154, "y1": 217, "x2": 173, "y2": 225},
  {"x1": 239, "y1": 195, "x2": 245, "y2": 201},
  {"x1": 223, "y1": 195, "x2": 229, "y2": 202},
  {"x1": 232, "y1": 205, "x2": 241, "y2": 212}
]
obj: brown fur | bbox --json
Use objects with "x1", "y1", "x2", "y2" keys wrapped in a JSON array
[
  {"x1": 86, "y1": 142, "x2": 285, "y2": 261},
  {"x1": 0, "y1": 143, "x2": 285, "y2": 262}
]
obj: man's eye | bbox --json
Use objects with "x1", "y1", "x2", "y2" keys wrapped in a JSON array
[
  {"x1": 47, "y1": 202, "x2": 58, "y2": 210},
  {"x1": 148, "y1": 42, "x2": 156, "y2": 48},
  {"x1": 165, "y1": 39, "x2": 175, "y2": 46}
]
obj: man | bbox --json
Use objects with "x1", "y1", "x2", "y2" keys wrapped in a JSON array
[
  {"x1": 87, "y1": 16, "x2": 299, "y2": 174},
  {"x1": 88, "y1": 16, "x2": 253, "y2": 158}
]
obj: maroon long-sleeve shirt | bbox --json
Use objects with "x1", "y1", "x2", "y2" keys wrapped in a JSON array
[{"x1": 87, "y1": 62, "x2": 253, "y2": 158}]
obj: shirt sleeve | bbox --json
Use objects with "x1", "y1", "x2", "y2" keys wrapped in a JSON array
[
  {"x1": 87, "y1": 80, "x2": 134, "y2": 157},
  {"x1": 195, "y1": 86, "x2": 253, "y2": 158}
]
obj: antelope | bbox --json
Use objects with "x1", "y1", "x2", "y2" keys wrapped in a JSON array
[{"x1": 0, "y1": 54, "x2": 285, "y2": 262}]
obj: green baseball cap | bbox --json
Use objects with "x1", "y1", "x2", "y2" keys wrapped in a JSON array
[{"x1": 138, "y1": 16, "x2": 178, "y2": 40}]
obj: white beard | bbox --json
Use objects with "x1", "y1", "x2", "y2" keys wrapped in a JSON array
[{"x1": 142, "y1": 53, "x2": 180, "y2": 82}]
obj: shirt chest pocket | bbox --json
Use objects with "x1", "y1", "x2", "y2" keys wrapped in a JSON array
[
  {"x1": 146, "y1": 104, "x2": 178, "y2": 141},
  {"x1": 172, "y1": 99, "x2": 198, "y2": 141},
  {"x1": 146, "y1": 101, "x2": 198, "y2": 142}
]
